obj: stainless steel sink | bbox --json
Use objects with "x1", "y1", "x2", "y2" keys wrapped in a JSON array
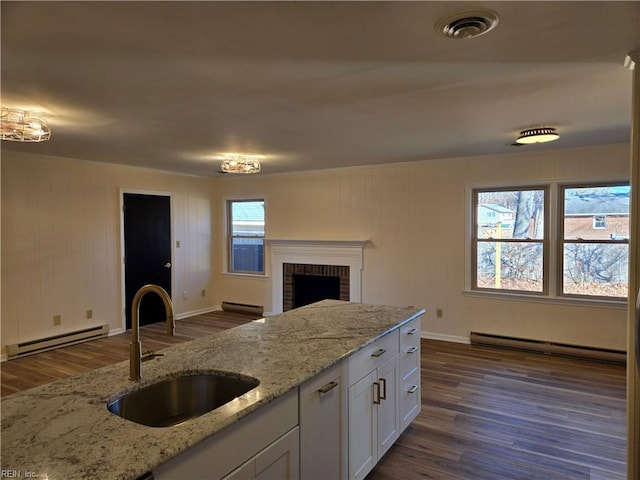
[{"x1": 107, "y1": 373, "x2": 260, "y2": 427}]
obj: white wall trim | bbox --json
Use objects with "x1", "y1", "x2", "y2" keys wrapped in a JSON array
[
  {"x1": 176, "y1": 306, "x2": 220, "y2": 320},
  {"x1": 421, "y1": 331, "x2": 470, "y2": 344},
  {"x1": 267, "y1": 239, "x2": 368, "y2": 314}
]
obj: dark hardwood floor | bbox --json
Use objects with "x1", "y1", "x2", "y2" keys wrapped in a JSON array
[
  {"x1": 368, "y1": 340, "x2": 626, "y2": 480},
  {"x1": 1, "y1": 313, "x2": 627, "y2": 479}
]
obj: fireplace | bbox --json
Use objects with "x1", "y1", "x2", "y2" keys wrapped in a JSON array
[
  {"x1": 268, "y1": 239, "x2": 366, "y2": 314},
  {"x1": 284, "y1": 263, "x2": 350, "y2": 311}
]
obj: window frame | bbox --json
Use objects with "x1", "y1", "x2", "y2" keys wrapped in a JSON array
[
  {"x1": 471, "y1": 186, "x2": 550, "y2": 296},
  {"x1": 558, "y1": 182, "x2": 630, "y2": 301},
  {"x1": 226, "y1": 198, "x2": 266, "y2": 276}
]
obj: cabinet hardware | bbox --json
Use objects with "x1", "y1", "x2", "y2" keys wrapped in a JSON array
[
  {"x1": 318, "y1": 381, "x2": 338, "y2": 394},
  {"x1": 407, "y1": 385, "x2": 418, "y2": 394},
  {"x1": 373, "y1": 381, "x2": 381, "y2": 404},
  {"x1": 407, "y1": 328, "x2": 418, "y2": 335},
  {"x1": 379, "y1": 377, "x2": 387, "y2": 400},
  {"x1": 371, "y1": 348, "x2": 386, "y2": 358},
  {"x1": 407, "y1": 346, "x2": 418, "y2": 354}
]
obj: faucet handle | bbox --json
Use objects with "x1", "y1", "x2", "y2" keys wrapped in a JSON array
[{"x1": 141, "y1": 351, "x2": 164, "y2": 362}]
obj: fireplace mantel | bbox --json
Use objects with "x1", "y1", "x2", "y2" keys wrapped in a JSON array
[{"x1": 267, "y1": 239, "x2": 367, "y2": 314}]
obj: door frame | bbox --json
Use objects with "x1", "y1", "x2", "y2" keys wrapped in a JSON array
[{"x1": 119, "y1": 188, "x2": 174, "y2": 332}]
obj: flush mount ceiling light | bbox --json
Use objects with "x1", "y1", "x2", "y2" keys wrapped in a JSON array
[
  {"x1": 221, "y1": 155, "x2": 261, "y2": 174},
  {"x1": 436, "y1": 10, "x2": 499, "y2": 39},
  {"x1": 516, "y1": 127, "x2": 560, "y2": 145},
  {"x1": 0, "y1": 107, "x2": 51, "y2": 142}
]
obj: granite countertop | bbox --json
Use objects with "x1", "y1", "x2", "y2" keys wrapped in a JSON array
[{"x1": 1, "y1": 300, "x2": 424, "y2": 480}]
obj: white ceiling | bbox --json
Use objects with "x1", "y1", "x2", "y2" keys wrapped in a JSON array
[{"x1": 1, "y1": 1, "x2": 639, "y2": 177}]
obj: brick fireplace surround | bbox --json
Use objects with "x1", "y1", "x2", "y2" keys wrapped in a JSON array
[
  {"x1": 268, "y1": 239, "x2": 366, "y2": 314},
  {"x1": 283, "y1": 263, "x2": 350, "y2": 311}
]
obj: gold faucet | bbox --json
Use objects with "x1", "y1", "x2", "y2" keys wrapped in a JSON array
[{"x1": 130, "y1": 284, "x2": 175, "y2": 381}]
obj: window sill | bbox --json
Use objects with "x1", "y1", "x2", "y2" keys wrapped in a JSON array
[
  {"x1": 222, "y1": 272, "x2": 270, "y2": 279},
  {"x1": 462, "y1": 290, "x2": 627, "y2": 310}
]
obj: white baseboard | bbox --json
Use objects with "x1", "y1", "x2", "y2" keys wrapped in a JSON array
[
  {"x1": 108, "y1": 328, "x2": 124, "y2": 337},
  {"x1": 421, "y1": 331, "x2": 470, "y2": 344},
  {"x1": 176, "y1": 306, "x2": 221, "y2": 320}
]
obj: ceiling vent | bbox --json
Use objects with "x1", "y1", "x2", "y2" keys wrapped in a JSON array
[{"x1": 437, "y1": 10, "x2": 499, "y2": 39}]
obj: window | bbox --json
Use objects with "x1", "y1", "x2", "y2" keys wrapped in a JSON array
[
  {"x1": 473, "y1": 188, "x2": 547, "y2": 293},
  {"x1": 227, "y1": 199, "x2": 265, "y2": 274},
  {"x1": 593, "y1": 215, "x2": 607, "y2": 229},
  {"x1": 471, "y1": 182, "x2": 629, "y2": 302},
  {"x1": 560, "y1": 184, "x2": 629, "y2": 299}
]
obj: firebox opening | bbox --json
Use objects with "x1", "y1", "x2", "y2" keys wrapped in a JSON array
[{"x1": 292, "y1": 274, "x2": 340, "y2": 308}]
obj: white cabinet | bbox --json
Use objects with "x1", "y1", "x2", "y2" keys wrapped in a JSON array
[
  {"x1": 153, "y1": 390, "x2": 298, "y2": 480},
  {"x1": 223, "y1": 427, "x2": 299, "y2": 480},
  {"x1": 347, "y1": 331, "x2": 400, "y2": 480},
  {"x1": 299, "y1": 361, "x2": 347, "y2": 480},
  {"x1": 399, "y1": 316, "x2": 421, "y2": 431}
]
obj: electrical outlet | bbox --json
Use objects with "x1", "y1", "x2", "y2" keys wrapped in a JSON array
[
  {"x1": 53, "y1": 315, "x2": 62, "y2": 326},
  {"x1": 201, "y1": 289, "x2": 205, "y2": 297},
  {"x1": 182, "y1": 292, "x2": 188, "y2": 300},
  {"x1": 86, "y1": 309, "x2": 93, "y2": 320},
  {"x1": 436, "y1": 309, "x2": 443, "y2": 318}
]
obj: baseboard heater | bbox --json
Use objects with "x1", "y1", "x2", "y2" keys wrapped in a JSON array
[
  {"x1": 470, "y1": 331, "x2": 626, "y2": 364},
  {"x1": 6, "y1": 324, "x2": 110, "y2": 359},
  {"x1": 221, "y1": 301, "x2": 264, "y2": 316}
]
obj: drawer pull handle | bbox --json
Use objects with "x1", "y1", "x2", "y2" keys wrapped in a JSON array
[
  {"x1": 371, "y1": 348, "x2": 386, "y2": 358},
  {"x1": 407, "y1": 346, "x2": 418, "y2": 354},
  {"x1": 318, "y1": 381, "x2": 338, "y2": 395},
  {"x1": 373, "y1": 382, "x2": 381, "y2": 404},
  {"x1": 379, "y1": 377, "x2": 387, "y2": 400},
  {"x1": 407, "y1": 385, "x2": 419, "y2": 394},
  {"x1": 407, "y1": 328, "x2": 419, "y2": 335}
]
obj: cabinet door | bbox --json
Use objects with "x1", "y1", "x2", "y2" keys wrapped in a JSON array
[
  {"x1": 299, "y1": 362, "x2": 346, "y2": 479},
  {"x1": 224, "y1": 427, "x2": 300, "y2": 480},
  {"x1": 255, "y1": 427, "x2": 299, "y2": 480},
  {"x1": 376, "y1": 355, "x2": 399, "y2": 459},
  {"x1": 348, "y1": 371, "x2": 377, "y2": 480}
]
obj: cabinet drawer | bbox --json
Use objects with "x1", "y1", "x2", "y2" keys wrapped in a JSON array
[
  {"x1": 347, "y1": 330, "x2": 399, "y2": 386},
  {"x1": 399, "y1": 317, "x2": 421, "y2": 349},
  {"x1": 399, "y1": 343, "x2": 420, "y2": 378},
  {"x1": 400, "y1": 368, "x2": 421, "y2": 431}
]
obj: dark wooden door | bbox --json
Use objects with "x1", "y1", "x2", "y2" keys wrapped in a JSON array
[{"x1": 123, "y1": 193, "x2": 172, "y2": 329}]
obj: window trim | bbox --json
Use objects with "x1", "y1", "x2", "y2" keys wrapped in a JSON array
[
  {"x1": 468, "y1": 180, "x2": 629, "y2": 306},
  {"x1": 471, "y1": 185, "x2": 550, "y2": 296},
  {"x1": 557, "y1": 182, "x2": 630, "y2": 301},
  {"x1": 226, "y1": 197, "x2": 266, "y2": 276}
]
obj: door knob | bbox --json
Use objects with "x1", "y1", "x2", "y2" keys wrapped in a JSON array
[{"x1": 164, "y1": 262, "x2": 172, "y2": 268}]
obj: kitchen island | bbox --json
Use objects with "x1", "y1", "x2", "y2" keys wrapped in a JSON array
[{"x1": 1, "y1": 300, "x2": 424, "y2": 480}]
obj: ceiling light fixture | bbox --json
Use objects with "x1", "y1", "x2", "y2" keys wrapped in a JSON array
[
  {"x1": 437, "y1": 10, "x2": 499, "y2": 39},
  {"x1": 0, "y1": 107, "x2": 51, "y2": 142},
  {"x1": 221, "y1": 155, "x2": 261, "y2": 174},
  {"x1": 516, "y1": 127, "x2": 560, "y2": 145}
]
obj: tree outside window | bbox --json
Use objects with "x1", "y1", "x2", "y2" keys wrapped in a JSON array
[
  {"x1": 473, "y1": 188, "x2": 547, "y2": 293},
  {"x1": 561, "y1": 184, "x2": 629, "y2": 299}
]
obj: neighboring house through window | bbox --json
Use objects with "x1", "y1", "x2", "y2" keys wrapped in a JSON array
[
  {"x1": 560, "y1": 184, "x2": 629, "y2": 298},
  {"x1": 471, "y1": 182, "x2": 629, "y2": 301},
  {"x1": 473, "y1": 187, "x2": 547, "y2": 294},
  {"x1": 227, "y1": 199, "x2": 265, "y2": 274}
]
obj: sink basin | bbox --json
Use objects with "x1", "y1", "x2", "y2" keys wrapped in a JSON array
[{"x1": 107, "y1": 373, "x2": 260, "y2": 427}]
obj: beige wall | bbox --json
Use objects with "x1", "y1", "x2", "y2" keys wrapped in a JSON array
[
  {"x1": 1, "y1": 151, "x2": 216, "y2": 354},
  {"x1": 215, "y1": 143, "x2": 630, "y2": 350},
  {"x1": 1, "y1": 143, "x2": 630, "y2": 357}
]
